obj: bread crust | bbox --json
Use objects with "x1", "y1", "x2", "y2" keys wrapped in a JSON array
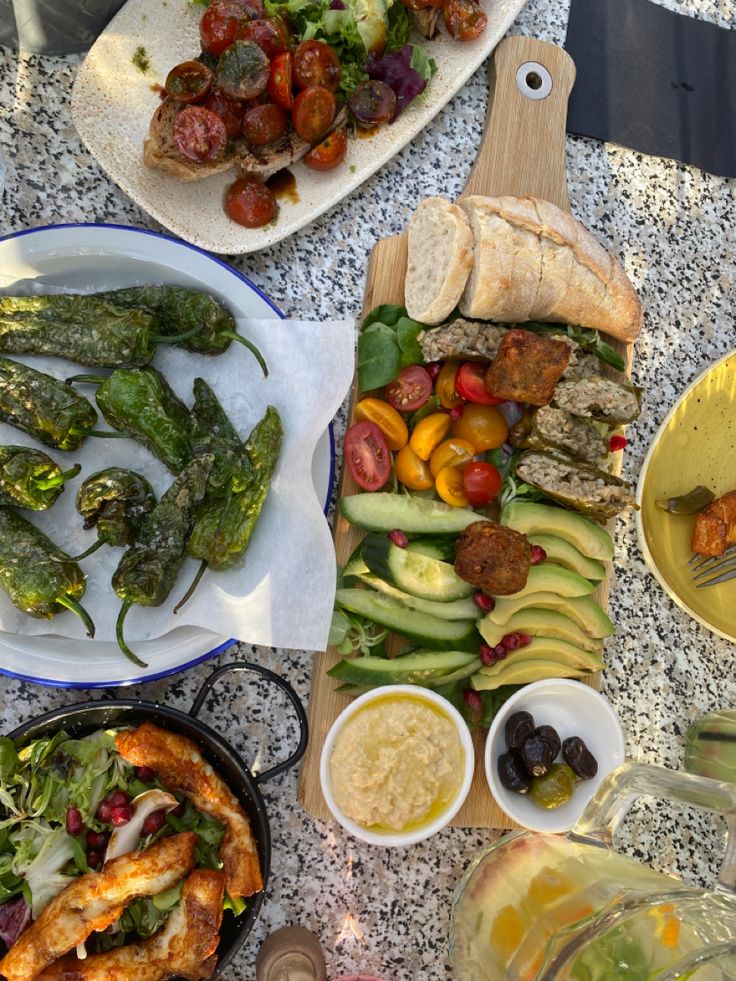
[{"x1": 405, "y1": 197, "x2": 473, "y2": 325}]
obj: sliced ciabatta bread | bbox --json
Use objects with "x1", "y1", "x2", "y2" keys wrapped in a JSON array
[
  {"x1": 143, "y1": 100, "x2": 238, "y2": 182},
  {"x1": 404, "y1": 197, "x2": 473, "y2": 325}
]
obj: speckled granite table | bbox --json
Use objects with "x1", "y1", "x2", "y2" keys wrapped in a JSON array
[{"x1": 1, "y1": 0, "x2": 736, "y2": 977}]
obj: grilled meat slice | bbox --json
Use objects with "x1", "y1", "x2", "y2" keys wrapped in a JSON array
[
  {"x1": 413, "y1": 7, "x2": 441, "y2": 37},
  {"x1": 454, "y1": 521, "x2": 531, "y2": 596},
  {"x1": 0, "y1": 834, "x2": 197, "y2": 981},
  {"x1": 485, "y1": 329, "x2": 571, "y2": 406},
  {"x1": 115, "y1": 723, "x2": 262, "y2": 898},
  {"x1": 691, "y1": 490, "x2": 736, "y2": 557}
]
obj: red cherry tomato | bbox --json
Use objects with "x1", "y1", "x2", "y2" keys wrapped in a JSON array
[
  {"x1": 292, "y1": 40, "x2": 341, "y2": 93},
  {"x1": 199, "y1": 1, "x2": 249, "y2": 57},
  {"x1": 216, "y1": 39, "x2": 271, "y2": 100},
  {"x1": 173, "y1": 106, "x2": 227, "y2": 162},
  {"x1": 443, "y1": 0, "x2": 487, "y2": 40},
  {"x1": 242, "y1": 103, "x2": 288, "y2": 145},
  {"x1": 224, "y1": 177, "x2": 278, "y2": 227},
  {"x1": 238, "y1": 17, "x2": 289, "y2": 59},
  {"x1": 165, "y1": 61, "x2": 212, "y2": 103},
  {"x1": 455, "y1": 362, "x2": 505, "y2": 405},
  {"x1": 291, "y1": 86, "x2": 336, "y2": 144},
  {"x1": 462, "y1": 461, "x2": 501, "y2": 506},
  {"x1": 384, "y1": 365, "x2": 433, "y2": 412},
  {"x1": 268, "y1": 52, "x2": 293, "y2": 110},
  {"x1": 344, "y1": 420, "x2": 391, "y2": 491},
  {"x1": 200, "y1": 89, "x2": 245, "y2": 139},
  {"x1": 304, "y1": 128, "x2": 348, "y2": 170}
]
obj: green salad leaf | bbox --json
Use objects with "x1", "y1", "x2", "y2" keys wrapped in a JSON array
[
  {"x1": 523, "y1": 322, "x2": 626, "y2": 372},
  {"x1": 357, "y1": 305, "x2": 426, "y2": 390}
]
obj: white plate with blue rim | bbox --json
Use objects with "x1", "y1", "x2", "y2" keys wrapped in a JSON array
[{"x1": 0, "y1": 224, "x2": 336, "y2": 688}]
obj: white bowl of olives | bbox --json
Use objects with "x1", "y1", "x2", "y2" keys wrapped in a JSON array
[{"x1": 485, "y1": 679, "x2": 626, "y2": 833}]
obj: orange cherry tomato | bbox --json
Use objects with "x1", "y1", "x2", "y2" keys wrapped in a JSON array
[
  {"x1": 435, "y1": 465, "x2": 469, "y2": 507},
  {"x1": 304, "y1": 127, "x2": 348, "y2": 171},
  {"x1": 409, "y1": 412, "x2": 452, "y2": 461},
  {"x1": 451, "y1": 404, "x2": 508, "y2": 452},
  {"x1": 395, "y1": 444, "x2": 434, "y2": 491},
  {"x1": 267, "y1": 51, "x2": 293, "y2": 111},
  {"x1": 436, "y1": 361, "x2": 463, "y2": 408},
  {"x1": 354, "y1": 397, "x2": 408, "y2": 451},
  {"x1": 429, "y1": 437, "x2": 475, "y2": 478}
]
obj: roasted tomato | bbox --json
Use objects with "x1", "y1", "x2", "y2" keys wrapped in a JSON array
[
  {"x1": 435, "y1": 361, "x2": 463, "y2": 408},
  {"x1": 268, "y1": 52, "x2": 293, "y2": 110},
  {"x1": 348, "y1": 80, "x2": 397, "y2": 125},
  {"x1": 293, "y1": 40, "x2": 341, "y2": 92},
  {"x1": 354, "y1": 398, "x2": 408, "y2": 451},
  {"x1": 224, "y1": 178, "x2": 278, "y2": 227},
  {"x1": 242, "y1": 103, "x2": 288, "y2": 145},
  {"x1": 451, "y1": 404, "x2": 508, "y2": 452},
  {"x1": 238, "y1": 17, "x2": 289, "y2": 58},
  {"x1": 409, "y1": 412, "x2": 452, "y2": 461},
  {"x1": 165, "y1": 61, "x2": 212, "y2": 103},
  {"x1": 291, "y1": 86, "x2": 336, "y2": 143},
  {"x1": 216, "y1": 40, "x2": 270, "y2": 99},
  {"x1": 344, "y1": 420, "x2": 391, "y2": 491},
  {"x1": 395, "y1": 444, "x2": 433, "y2": 491},
  {"x1": 455, "y1": 362, "x2": 505, "y2": 405},
  {"x1": 173, "y1": 106, "x2": 227, "y2": 162},
  {"x1": 443, "y1": 0, "x2": 487, "y2": 40},
  {"x1": 435, "y1": 466, "x2": 469, "y2": 507},
  {"x1": 199, "y1": 1, "x2": 249, "y2": 57},
  {"x1": 304, "y1": 128, "x2": 348, "y2": 170},
  {"x1": 200, "y1": 89, "x2": 245, "y2": 139},
  {"x1": 462, "y1": 461, "x2": 501, "y2": 506},
  {"x1": 384, "y1": 365, "x2": 432, "y2": 412}
]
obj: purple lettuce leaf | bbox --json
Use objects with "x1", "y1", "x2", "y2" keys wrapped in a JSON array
[
  {"x1": 365, "y1": 44, "x2": 428, "y2": 116},
  {"x1": 0, "y1": 897, "x2": 31, "y2": 950}
]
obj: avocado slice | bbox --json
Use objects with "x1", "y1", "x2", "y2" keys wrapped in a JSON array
[
  {"x1": 480, "y1": 609, "x2": 604, "y2": 653},
  {"x1": 471, "y1": 660, "x2": 595, "y2": 690},
  {"x1": 477, "y1": 638, "x2": 604, "y2": 676},
  {"x1": 508, "y1": 563, "x2": 595, "y2": 599},
  {"x1": 501, "y1": 500, "x2": 614, "y2": 561},
  {"x1": 528, "y1": 534, "x2": 606, "y2": 582},
  {"x1": 489, "y1": 591, "x2": 615, "y2": 639}
]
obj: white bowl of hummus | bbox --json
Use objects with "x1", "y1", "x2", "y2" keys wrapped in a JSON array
[{"x1": 320, "y1": 685, "x2": 475, "y2": 846}]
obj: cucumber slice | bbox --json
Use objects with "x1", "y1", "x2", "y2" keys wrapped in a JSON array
[
  {"x1": 362, "y1": 534, "x2": 473, "y2": 602},
  {"x1": 343, "y1": 554, "x2": 370, "y2": 578},
  {"x1": 340, "y1": 493, "x2": 478, "y2": 534},
  {"x1": 335, "y1": 588, "x2": 478, "y2": 650},
  {"x1": 357, "y1": 574, "x2": 479, "y2": 620},
  {"x1": 406, "y1": 536, "x2": 457, "y2": 561},
  {"x1": 329, "y1": 649, "x2": 479, "y2": 687}
]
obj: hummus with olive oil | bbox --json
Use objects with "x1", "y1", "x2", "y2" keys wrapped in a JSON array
[{"x1": 329, "y1": 694, "x2": 464, "y2": 832}]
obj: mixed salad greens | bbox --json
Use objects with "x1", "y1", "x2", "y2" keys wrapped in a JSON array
[{"x1": 0, "y1": 727, "x2": 229, "y2": 954}]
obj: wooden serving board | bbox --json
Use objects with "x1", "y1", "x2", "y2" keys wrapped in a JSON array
[{"x1": 299, "y1": 36, "x2": 633, "y2": 829}]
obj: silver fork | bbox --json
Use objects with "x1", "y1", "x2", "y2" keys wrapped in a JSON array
[{"x1": 689, "y1": 545, "x2": 736, "y2": 587}]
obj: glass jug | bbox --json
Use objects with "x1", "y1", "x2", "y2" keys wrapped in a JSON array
[{"x1": 451, "y1": 762, "x2": 736, "y2": 980}]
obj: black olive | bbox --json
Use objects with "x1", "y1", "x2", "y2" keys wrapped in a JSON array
[
  {"x1": 535, "y1": 724, "x2": 561, "y2": 759},
  {"x1": 505, "y1": 711, "x2": 535, "y2": 751},
  {"x1": 521, "y1": 734, "x2": 556, "y2": 777},
  {"x1": 562, "y1": 736, "x2": 599, "y2": 780},
  {"x1": 497, "y1": 751, "x2": 531, "y2": 794}
]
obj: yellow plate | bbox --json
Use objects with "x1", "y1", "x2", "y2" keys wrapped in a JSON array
[{"x1": 636, "y1": 350, "x2": 736, "y2": 642}]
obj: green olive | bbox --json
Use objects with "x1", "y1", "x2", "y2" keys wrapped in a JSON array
[{"x1": 529, "y1": 763, "x2": 576, "y2": 809}]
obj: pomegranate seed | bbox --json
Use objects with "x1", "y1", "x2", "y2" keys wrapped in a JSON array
[
  {"x1": 388, "y1": 529, "x2": 409, "y2": 548},
  {"x1": 66, "y1": 806, "x2": 84, "y2": 837},
  {"x1": 496, "y1": 648, "x2": 507, "y2": 660},
  {"x1": 425, "y1": 361, "x2": 442, "y2": 381},
  {"x1": 110, "y1": 804, "x2": 133, "y2": 827},
  {"x1": 473, "y1": 591, "x2": 495, "y2": 613},
  {"x1": 86, "y1": 830, "x2": 109, "y2": 849},
  {"x1": 142, "y1": 810, "x2": 167, "y2": 835},
  {"x1": 108, "y1": 789, "x2": 131, "y2": 807},
  {"x1": 494, "y1": 644, "x2": 506, "y2": 658},
  {"x1": 96, "y1": 800, "x2": 113, "y2": 823},
  {"x1": 135, "y1": 766, "x2": 156, "y2": 782},
  {"x1": 463, "y1": 689, "x2": 483, "y2": 713},
  {"x1": 530, "y1": 545, "x2": 547, "y2": 565},
  {"x1": 449, "y1": 404, "x2": 464, "y2": 421},
  {"x1": 609, "y1": 435, "x2": 628, "y2": 452},
  {"x1": 501, "y1": 632, "x2": 520, "y2": 651},
  {"x1": 516, "y1": 632, "x2": 532, "y2": 648},
  {"x1": 479, "y1": 642, "x2": 496, "y2": 666},
  {"x1": 86, "y1": 850, "x2": 103, "y2": 869},
  {"x1": 171, "y1": 802, "x2": 185, "y2": 818}
]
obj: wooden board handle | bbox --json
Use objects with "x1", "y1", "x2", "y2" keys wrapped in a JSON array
[{"x1": 462, "y1": 36, "x2": 576, "y2": 211}]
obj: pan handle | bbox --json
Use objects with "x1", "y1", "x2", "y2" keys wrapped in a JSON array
[{"x1": 189, "y1": 661, "x2": 308, "y2": 786}]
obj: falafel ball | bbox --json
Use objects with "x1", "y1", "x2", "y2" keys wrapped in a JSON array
[{"x1": 454, "y1": 520, "x2": 532, "y2": 596}]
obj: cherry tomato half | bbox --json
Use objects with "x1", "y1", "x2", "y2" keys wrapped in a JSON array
[
  {"x1": 395, "y1": 444, "x2": 433, "y2": 491},
  {"x1": 291, "y1": 86, "x2": 336, "y2": 144},
  {"x1": 451, "y1": 403, "x2": 508, "y2": 452},
  {"x1": 238, "y1": 17, "x2": 289, "y2": 59},
  {"x1": 216, "y1": 40, "x2": 270, "y2": 100},
  {"x1": 304, "y1": 128, "x2": 348, "y2": 170},
  {"x1": 224, "y1": 177, "x2": 278, "y2": 228},
  {"x1": 384, "y1": 365, "x2": 432, "y2": 412},
  {"x1": 462, "y1": 461, "x2": 501, "y2": 506},
  {"x1": 455, "y1": 362, "x2": 505, "y2": 405},
  {"x1": 409, "y1": 412, "x2": 452, "y2": 461},
  {"x1": 443, "y1": 0, "x2": 487, "y2": 40},
  {"x1": 293, "y1": 40, "x2": 341, "y2": 93},
  {"x1": 429, "y1": 437, "x2": 475, "y2": 478},
  {"x1": 174, "y1": 106, "x2": 227, "y2": 163},
  {"x1": 199, "y1": 1, "x2": 248, "y2": 58},
  {"x1": 354, "y1": 398, "x2": 408, "y2": 451},
  {"x1": 435, "y1": 466, "x2": 469, "y2": 507},
  {"x1": 348, "y1": 80, "x2": 397, "y2": 126},
  {"x1": 268, "y1": 52, "x2": 293, "y2": 111},
  {"x1": 344, "y1": 420, "x2": 391, "y2": 491},
  {"x1": 200, "y1": 89, "x2": 245, "y2": 139},
  {"x1": 165, "y1": 61, "x2": 212, "y2": 103},
  {"x1": 435, "y1": 361, "x2": 463, "y2": 408},
  {"x1": 242, "y1": 103, "x2": 288, "y2": 145}
]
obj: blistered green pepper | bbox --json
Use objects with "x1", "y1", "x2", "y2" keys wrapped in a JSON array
[
  {"x1": 112, "y1": 454, "x2": 213, "y2": 666},
  {"x1": 71, "y1": 467, "x2": 157, "y2": 561},
  {"x1": 175, "y1": 382, "x2": 282, "y2": 611},
  {"x1": 0, "y1": 445, "x2": 80, "y2": 510},
  {"x1": 0, "y1": 357, "x2": 98, "y2": 451},
  {"x1": 96, "y1": 286, "x2": 267, "y2": 376},
  {"x1": 0, "y1": 507, "x2": 94, "y2": 636},
  {"x1": 656, "y1": 485, "x2": 715, "y2": 515}
]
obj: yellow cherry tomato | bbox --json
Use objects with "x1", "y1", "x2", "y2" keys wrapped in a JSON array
[
  {"x1": 429, "y1": 437, "x2": 476, "y2": 478},
  {"x1": 435, "y1": 465, "x2": 469, "y2": 507},
  {"x1": 451, "y1": 403, "x2": 508, "y2": 452},
  {"x1": 409, "y1": 412, "x2": 453, "y2": 461},
  {"x1": 354, "y1": 397, "x2": 408, "y2": 451},
  {"x1": 436, "y1": 361, "x2": 463, "y2": 408},
  {"x1": 395, "y1": 443, "x2": 434, "y2": 491}
]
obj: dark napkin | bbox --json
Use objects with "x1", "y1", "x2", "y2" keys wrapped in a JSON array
[{"x1": 565, "y1": 0, "x2": 736, "y2": 177}]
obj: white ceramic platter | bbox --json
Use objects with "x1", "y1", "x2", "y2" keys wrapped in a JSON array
[
  {"x1": 71, "y1": 0, "x2": 527, "y2": 254},
  {"x1": 0, "y1": 224, "x2": 335, "y2": 688}
]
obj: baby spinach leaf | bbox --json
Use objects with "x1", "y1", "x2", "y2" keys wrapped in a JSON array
[{"x1": 357, "y1": 324, "x2": 401, "y2": 391}]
